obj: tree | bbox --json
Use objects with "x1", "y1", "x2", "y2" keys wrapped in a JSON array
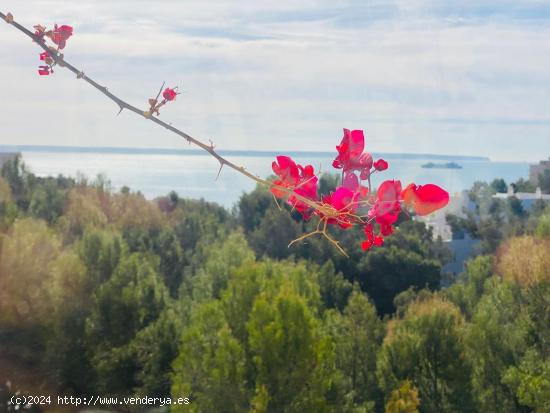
[
  {"x1": 328, "y1": 290, "x2": 384, "y2": 410},
  {"x1": 497, "y1": 236, "x2": 550, "y2": 287},
  {"x1": 1, "y1": 154, "x2": 30, "y2": 210},
  {"x1": 78, "y1": 228, "x2": 126, "y2": 287},
  {"x1": 534, "y1": 205, "x2": 550, "y2": 238},
  {"x1": 466, "y1": 277, "x2": 527, "y2": 412},
  {"x1": 513, "y1": 178, "x2": 535, "y2": 193},
  {"x1": 490, "y1": 178, "x2": 507, "y2": 194},
  {"x1": 377, "y1": 297, "x2": 474, "y2": 413},
  {"x1": 28, "y1": 178, "x2": 67, "y2": 224},
  {"x1": 503, "y1": 349, "x2": 550, "y2": 412},
  {"x1": 0, "y1": 218, "x2": 61, "y2": 327},
  {"x1": 249, "y1": 207, "x2": 301, "y2": 259},
  {"x1": 443, "y1": 255, "x2": 494, "y2": 319},
  {"x1": 385, "y1": 381, "x2": 420, "y2": 413},
  {"x1": 188, "y1": 231, "x2": 255, "y2": 302},
  {"x1": 317, "y1": 260, "x2": 353, "y2": 311},
  {"x1": 247, "y1": 285, "x2": 339, "y2": 412},
  {"x1": 130, "y1": 307, "x2": 183, "y2": 397},
  {"x1": 238, "y1": 184, "x2": 273, "y2": 234},
  {"x1": 171, "y1": 301, "x2": 248, "y2": 413},
  {"x1": 357, "y1": 246, "x2": 440, "y2": 314},
  {"x1": 86, "y1": 253, "x2": 170, "y2": 395}
]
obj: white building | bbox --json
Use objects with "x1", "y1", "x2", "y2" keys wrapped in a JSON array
[{"x1": 493, "y1": 185, "x2": 550, "y2": 209}]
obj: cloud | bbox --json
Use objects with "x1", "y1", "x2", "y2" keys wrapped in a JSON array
[{"x1": 1, "y1": 0, "x2": 550, "y2": 161}]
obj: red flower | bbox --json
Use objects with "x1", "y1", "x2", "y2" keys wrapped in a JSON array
[
  {"x1": 361, "y1": 224, "x2": 384, "y2": 251},
  {"x1": 321, "y1": 187, "x2": 358, "y2": 228},
  {"x1": 51, "y1": 24, "x2": 73, "y2": 49},
  {"x1": 271, "y1": 156, "x2": 300, "y2": 198},
  {"x1": 271, "y1": 156, "x2": 318, "y2": 219},
  {"x1": 401, "y1": 183, "x2": 449, "y2": 216},
  {"x1": 332, "y1": 129, "x2": 373, "y2": 179},
  {"x1": 368, "y1": 180, "x2": 402, "y2": 234},
  {"x1": 374, "y1": 159, "x2": 388, "y2": 171},
  {"x1": 39, "y1": 52, "x2": 49, "y2": 61},
  {"x1": 290, "y1": 164, "x2": 318, "y2": 219},
  {"x1": 163, "y1": 88, "x2": 178, "y2": 101},
  {"x1": 38, "y1": 66, "x2": 50, "y2": 75},
  {"x1": 342, "y1": 172, "x2": 369, "y2": 199}
]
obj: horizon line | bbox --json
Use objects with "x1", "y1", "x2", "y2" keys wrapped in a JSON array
[{"x1": 0, "y1": 144, "x2": 491, "y2": 161}]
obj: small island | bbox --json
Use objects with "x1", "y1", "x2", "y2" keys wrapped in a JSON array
[{"x1": 422, "y1": 161, "x2": 462, "y2": 169}]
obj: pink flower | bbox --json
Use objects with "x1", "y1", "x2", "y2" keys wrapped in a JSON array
[
  {"x1": 271, "y1": 156, "x2": 300, "y2": 198},
  {"x1": 38, "y1": 66, "x2": 50, "y2": 75},
  {"x1": 321, "y1": 187, "x2": 357, "y2": 228},
  {"x1": 39, "y1": 52, "x2": 49, "y2": 61},
  {"x1": 51, "y1": 24, "x2": 73, "y2": 49},
  {"x1": 374, "y1": 159, "x2": 388, "y2": 171},
  {"x1": 368, "y1": 180, "x2": 402, "y2": 232},
  {"x1": 271, "y1": 156, "x2": 318, "y2": 219},
  {"x1": 361, "y1": 224, "x2": 384, "y2": 251},
  {"x1": 332, "y1": 129, "x2": 373, "y2": 179},
  {"x1": 162, "y1": 87, "x2": 178, "y2": 101},
  {"x1": 401, "y1": 183, "x2": 449, "y2": 216}
]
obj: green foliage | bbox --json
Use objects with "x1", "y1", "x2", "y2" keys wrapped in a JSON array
[
  {"x1": 466, "y1": 278, "x2": 526, "y2": 412},
  {"x1": 535, "y1": 205, "x2": 550, "y2": 238},
  {"x1": 327, "y1": 290, "x2": 384, "y2": 410},
  {"x1": 513, "y1": 178, "x2": 535, "y2": 193},
  {"x1": 358, "y1": 246, "x2": 441, "y2": 314},
  {"x1": 187, "y1": 231, "x2": 255, "y2": 302},
  {"x1": 247, "y1": 287, "x2": 338, "y2": 412},
  {"x1": 172, "y1": 301, "x2": 248, "y2": 413},
  {"x1": 444, "y1": 255, "x2": 494, "y2": 319},
  {"x1": 318, "y1": 260, "x2": 353, "y2": 311},
  {"x1": 86, "y1": 253, "x2": 170, "y2": 395},
  {"x1": 1, "y1": 154, "x2": 31, "y2": 209},
  {"x1": 78, "y1": 227, "x2": 126, "y2": 287},
  {"x1": 173, "y1": 259, "x2": 339, "y2": 412},
  {"x1": 249, "y1": 207, "x2": 301, "y2": 259},
  {"x1": 503, "y1": 349, "x2": 550, "y2": 412},
  {"x1": 490, "y1": 178, "x2": 507, "y2": 194},
  {"x1": 384, "y1": 380, "x2": 420, "y2": 413},
  {"x1": 2, "y1": 168, "x2": 550, "y2": 412},
  {"x1": 0, "y1": 218, "x2": 61, "y2": 327},
  {"x1": 377, "y1": 297, "x2": 475, "y2": 413}
]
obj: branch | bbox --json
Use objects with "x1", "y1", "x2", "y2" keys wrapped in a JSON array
[{"x1": 0, "y1": 11, "x2": 329, "y2": 216}]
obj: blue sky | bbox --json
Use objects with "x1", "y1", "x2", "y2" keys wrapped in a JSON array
[{"x1": 1, "y1": 0, "x2": 550, "y2": 161}]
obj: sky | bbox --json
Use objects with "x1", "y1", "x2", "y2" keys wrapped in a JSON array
[{"x1": 1, "y1": 0, "x2": 550, "y2": 161}]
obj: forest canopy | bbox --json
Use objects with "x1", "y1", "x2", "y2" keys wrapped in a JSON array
[{"x1": 1, "y1": 155, "x2": 550, "y2": 412}]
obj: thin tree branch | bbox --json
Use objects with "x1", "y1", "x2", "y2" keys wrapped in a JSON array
[{"x1": 0, "y1": 11, "x2": 332, "y2": 216}]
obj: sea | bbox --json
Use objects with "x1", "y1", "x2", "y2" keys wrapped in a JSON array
[{"x1": 1, "y1": 146, "x2": 530, "y2": 209}]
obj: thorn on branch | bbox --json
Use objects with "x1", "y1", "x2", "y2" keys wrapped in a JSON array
[
  {"x1": 215, "y1": 162, "x2": 224, "y2": 181},
  {"x1": 116, "y1": 105, "x2": 124, "y2": 116},
  {"x1": 77, "y1": 71, "x2": 84, "y2": 79},
  {"x1": 272, "y1": 193, "x2": 283, "y2": 211},
  {"x1": 155, "y1": 81, "x2": 166, "y2": 101},
  {"x1": 209, "y1": 139, "x2": 215, "y2": 150}
]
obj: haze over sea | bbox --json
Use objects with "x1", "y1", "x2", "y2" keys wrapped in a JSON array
[{"x1": 2, "y1": 146, "x2": 529, "y2": 208}]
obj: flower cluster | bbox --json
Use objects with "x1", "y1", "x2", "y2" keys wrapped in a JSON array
[
  {"x1": 145, "y1": 87, "x2": 180, "y2": 117},
  {"x1": 33, "y1": 23, "x2": 73, "y2": 75},
  {"x1": 271, "y1": 128, "x2": 449, "y2": 252}
]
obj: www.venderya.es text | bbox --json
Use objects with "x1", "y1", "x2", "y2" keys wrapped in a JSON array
[{"x1": 9, "y1": 395, "x2": 190, "y2": 408}]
